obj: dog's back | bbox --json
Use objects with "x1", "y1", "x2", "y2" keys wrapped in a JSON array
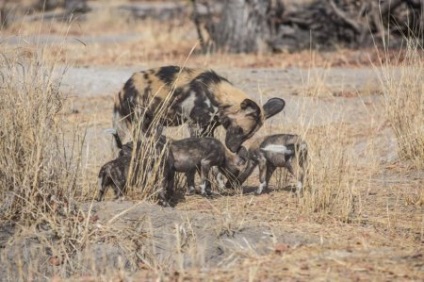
[{"x1": 169, "y1": 137, "x2": 226, "y2": 171}]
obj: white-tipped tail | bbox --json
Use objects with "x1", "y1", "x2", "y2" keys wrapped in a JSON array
[{"x1": 261, "y1": 144, "x2": 293, "y2": 154}]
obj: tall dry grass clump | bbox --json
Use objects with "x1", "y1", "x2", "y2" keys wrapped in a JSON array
[
  {"x1": 124, "y1": 119, "x2": 170, "y2": 203},
  {"x1": 0, "y1": 48, "x2": 92, "y2": 279},
  {"x1": 0, "y1": 47, "x2": 158, "y2": 280},
  {"x1": 295, "y1": 123, "x2": 357, "y2": 221},
  {"x1": 0, "y1": 49, "x2": 76, "y2": 221},
  {"x1": 380, "y1": 40, "x2": 424, "y2": 169},
  {"x1": 117, "y1": 67, "x2": 198, "y2": 203}
]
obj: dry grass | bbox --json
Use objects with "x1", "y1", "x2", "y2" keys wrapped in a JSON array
[
  {"x1": 0, "y1": 3, "x2": 423, "y2": 281},
  {"x1": 378, "y1": 40, "x2": 424, "y2": 170},
  {"x1": 0, "y1": 47, "x2": 69, "y2": 219}
]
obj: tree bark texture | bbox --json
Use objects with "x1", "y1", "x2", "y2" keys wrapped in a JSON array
[{"x1": 193, "y1": 0, "x2": 283, "y2": 53}]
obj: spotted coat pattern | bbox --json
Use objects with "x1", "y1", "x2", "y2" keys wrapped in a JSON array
[{"x1": 113, "y1": 66, "x2": 286, "y2": 153}]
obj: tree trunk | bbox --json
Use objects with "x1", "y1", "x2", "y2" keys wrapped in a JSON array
[
  {"x1": 195, "y1": 0, "x2": 283, "y2": 53},
  {"x1": 213, "y1": 0, "x2": 267, "y2": 53}
]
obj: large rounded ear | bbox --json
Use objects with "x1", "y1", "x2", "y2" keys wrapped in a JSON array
[
  {"x1": 262, "y1": 98, "x2": 285, "y2": 119},
  {"x1": 240, "y1": 99, "x2": 261, "y2": 118}
]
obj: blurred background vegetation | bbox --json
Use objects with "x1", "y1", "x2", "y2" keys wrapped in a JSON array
[{"x1": 2, "y1": 0, "x2": 423, "y2": 52}]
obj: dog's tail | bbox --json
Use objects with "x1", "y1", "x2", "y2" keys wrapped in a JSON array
[{"x1": 105, "y1": 128, "x2": 123, "y2": 149}]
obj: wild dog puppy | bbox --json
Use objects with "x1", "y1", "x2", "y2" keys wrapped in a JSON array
[
  {"x1": 165, "y1": 136, "x2": 244, "y2": 196},
  {"x1": 97, "y1": 130, "x2": 144, "y2": 202},
  {"x1": 236, "y1": 134, "x2": 308, "y2": 196},
  {"x1": 97, "y1": 153, "x2": 131, "y2": 201},
  {"x1": 113, "y1": 65, "x2": 285, "y2": 153}
]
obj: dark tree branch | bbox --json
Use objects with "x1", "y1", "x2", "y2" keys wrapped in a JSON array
[{"x1": 328, "y1": 0, "x2": 362, "y2": 34}]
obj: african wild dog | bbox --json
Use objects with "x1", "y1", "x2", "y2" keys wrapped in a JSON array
[
  {"x1": 235, "y1": 134, "x2": 308, "y2": 196},
  {"x1": 165, "y1": 136, "x2": 244, "y2": 195},
  {"x1": 113, "y1": 65, "x2": 285, "y2": 153},
  {"x1": 97, "y1": 152, "x2": 131, "y2": 201},
  {"x1": 97, "y1": 130, "x2": 140, "y2": 201}
]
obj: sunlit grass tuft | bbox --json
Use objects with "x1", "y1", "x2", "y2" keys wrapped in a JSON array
[{"x1": 379, "y1": 39, "x2": 424, "y2": 169}]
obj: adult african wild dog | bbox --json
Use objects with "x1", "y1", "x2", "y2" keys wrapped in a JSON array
[{"x1": 113, "y1": 66, "x2": 285, "y2": 153}]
